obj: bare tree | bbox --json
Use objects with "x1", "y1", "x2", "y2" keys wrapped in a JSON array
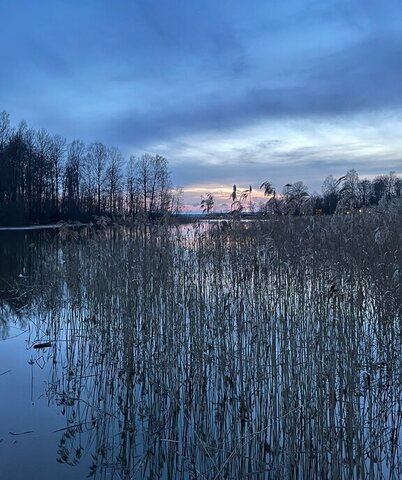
[
  {"x1": 0, "y1": 111, "x2": 11, "y2": 152},
  {"x1": 359, "y1": 179, "x2": 372, "y2": 207},
  {"x1": 49, "y1": 135, "x2": 66, "y2": 215},
  {"x1": 149, "y1": 155, "x2": 169, "y2": 214},
  {"x1": 87, "y1": 142, "x2": 108, "y2": 214},
  {"x1": 134, "y1": 154, "x2": 172, "y2": 216},
  {"x1": 105, "y1": 147, "x2": 123, "y2": 215},
  {"x1": 63, "y1": 140, "x2": 85, "y2": 218},
  {"x1": 126, "y1": 155, "x2": 139, "y2": 217},
  {"x1": 135, "y1": 154, "x2": 152, "y2": 215},
  {"x1": 322, "y1": 175, "x2": 338, "y2": 214},
  {"x1": 34, "y1": 128, "x2": 53, "y2": 218},
  {"x1": 170, "y1": 187, "x2": 183, "y2": 214}
]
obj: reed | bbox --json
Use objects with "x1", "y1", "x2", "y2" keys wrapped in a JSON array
[{"x1": 3, "y1": 205, "x2": 401, "y2": 479}]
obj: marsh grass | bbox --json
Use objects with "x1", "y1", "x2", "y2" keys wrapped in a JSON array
[{"x1": 5, "y1": 207, "x2": 402, "y2": 479}]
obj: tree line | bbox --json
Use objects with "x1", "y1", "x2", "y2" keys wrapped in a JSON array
[
  {"x1": 0, "y1": 111, "x2": 181, "y2": 225},
  {"x1": 1, "y1": 110, "x2": 400, "y2": 225},
  {"x1": 202, "y1": 170, "x2": 402, "y2": 215}
]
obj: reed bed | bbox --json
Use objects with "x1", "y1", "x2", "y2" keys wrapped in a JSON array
[{"x1": 6, "y1": 206, "x2": 401, "y2": 479}]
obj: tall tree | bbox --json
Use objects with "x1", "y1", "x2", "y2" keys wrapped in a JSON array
[
  {"x1": 63, "y1": 140, "x2": 85, "y2": 219},
  {"x1": 134, "y1": 154, "x2": 172, "y2": 216},
  {"x1": 322, "y1": 175, "x2": 338, "y2": 214},
  {"x1": 87, "y1": 142, "x2": 108, "y2": 214},
  {"x1": 360, "y1": 179, "x2": 372, "y2": 207},
  {"x1": 0, "y1": 111, "x2": 11, "y2": 152},
  {"x1": 105, "y1": 146, "x2": 123, "y2": 215},
  {"x1": 126, "y1": 155, "x2": 139, "y2": 217},
  {"x1": 49, "y1": 135, "x2": 66, "y2": 216}
]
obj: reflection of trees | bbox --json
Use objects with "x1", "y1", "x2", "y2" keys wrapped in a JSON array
[
  {"x1": 0, "y1": 230, "x2": 63, "y2": 338},
  {"x1": 5, "y1": 220, "x2": 402, "y2": 479},
  {"x1": 0, "y1": 232, "x2": 33, "y2": 310}
]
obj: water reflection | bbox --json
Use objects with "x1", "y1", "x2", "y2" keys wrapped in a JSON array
[{"x1": 0, "y1": 220, "x2": 401, "y2": 479}]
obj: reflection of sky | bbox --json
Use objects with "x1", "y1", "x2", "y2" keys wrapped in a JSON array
[
  {"x1": 1, "y1": 0, "x2": 402, "y2": 208},
  {"x1": 0, "y1": 325, "x2": 88, "y2": 480}
]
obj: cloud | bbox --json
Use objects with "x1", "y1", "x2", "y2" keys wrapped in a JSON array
[
  {"x1": 0, "y1": 0, "x2": 401, "y2": 202},
  {"x1": 96, "y1": 34, "x2": 402, "y2": 150},
  {"x1": 158, "y1": 112, "x2": 402, "y2": 201}
]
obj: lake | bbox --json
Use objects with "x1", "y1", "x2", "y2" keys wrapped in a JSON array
[{"x1": 0, "y1": 216, "x2": 401, "y2": 479}]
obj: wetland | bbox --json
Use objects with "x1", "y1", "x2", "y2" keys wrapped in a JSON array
[{"x1": 0, "y1": 210, "x2": 401, "y2": 479}]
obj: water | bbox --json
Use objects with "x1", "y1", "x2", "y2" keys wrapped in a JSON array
[{"x1": 0, "y1": 219, "x2": 401, "y2": 479}]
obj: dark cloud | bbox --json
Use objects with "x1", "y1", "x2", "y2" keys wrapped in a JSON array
[
  {"x1": 0, "y1": 0, "x2": 401, "y2": 196},
  {"x1": 98, "y1": 34, "x2": 402, "y2": 149}
]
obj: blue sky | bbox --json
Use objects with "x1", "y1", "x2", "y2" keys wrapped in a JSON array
[{"x1": 1, "y1": 0, "x2": 401, "y2": 207}]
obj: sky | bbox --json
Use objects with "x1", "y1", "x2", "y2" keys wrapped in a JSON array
[{"x1": 0, "y1": 0, "x2": 401, "y2": 210}]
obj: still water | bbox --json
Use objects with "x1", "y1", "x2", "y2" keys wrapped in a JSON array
[{"x1": 0, "y1": 222, "x2": 401, "y2": 479}]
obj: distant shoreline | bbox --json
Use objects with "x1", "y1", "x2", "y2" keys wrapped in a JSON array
[{"x1": 0, "y1": 223, "x2": 87, "y2": 231}]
